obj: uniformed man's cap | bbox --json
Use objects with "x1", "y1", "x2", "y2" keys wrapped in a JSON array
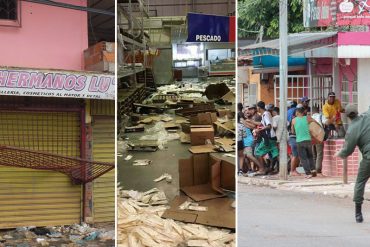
[{"x1": 345, "y1": 104, "x2": 358, "y2": 116}]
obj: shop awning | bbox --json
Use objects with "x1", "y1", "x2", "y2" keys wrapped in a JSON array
[
  {"x1": 0, "y1": 146, "x2": 114, "y2": 184},
  {"x1": 240, "y1": 32, "x2": 338, "y2": 57}
]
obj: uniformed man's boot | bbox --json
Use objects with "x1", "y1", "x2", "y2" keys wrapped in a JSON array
[{"x1": 356, "y1": 203, "x2": 363, "y2": 223}]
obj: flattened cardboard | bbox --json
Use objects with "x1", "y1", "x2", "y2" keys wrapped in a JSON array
[
  {"x1": 164, "y1": 122, "x2": 180, "y2": 130},
  {"x1": 215, "y1": 138, "x2": 235, "y2": 146},
  {"x1": 181, "y1": 184, "x2": 226, "y2": 201},
  {"x1": 214, "y1": 145, "x2": 234, "y2": 153},
  {"x1": 138, "y1": 117, "x2": 153, "y2": 124},
  {"x1": 221, "y1": 91, "x2": 235, "y2": 103},
  {"x1": 162, "y1": 209, "x2": 197, "y2": 223},
  {"x1": 188, "y1": 144, "x2": 216, "y2": 154},
  {"x1": 214, "y1": 121, "x2": 235, "y2": 134},
  {"x1": 196, "y1": 197, "x2": 235, "y2": 229},
  {"x1": 162, "y1": 196, "x2": 235, "y2": 229},
  {"x1": 175, "y1": 119, "x2": 189, "y2": 124},
  {"x1": 190, "y1": 125, "x2": 214, "y2": 146}
]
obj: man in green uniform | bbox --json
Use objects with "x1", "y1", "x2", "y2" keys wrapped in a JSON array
[{"x1": 335, "y1": 104, "x2": 370, "y2": 223}]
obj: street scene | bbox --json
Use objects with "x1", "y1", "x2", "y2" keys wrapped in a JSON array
[
  {"x1": 239, "y1": 184, "x2": 370, "y2": 247},
  {"x1": 238, "y1": 0, "x2": 370, "y2": 245}
]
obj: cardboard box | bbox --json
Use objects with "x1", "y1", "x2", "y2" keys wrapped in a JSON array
[
  {"x1": 84, "y1": 42, "x2": 116, "y2": 73},
  {"x1": 170, "y1": 153, "x2": 236, "y2": 229},
  {"x1": 178, "y1": 153, "x2": 235, "y2": 201},
  {"x1": 190, "y1": 112, "x2": 217, "y2": 125},
  {"x1": 217, "y1": 108, "x2": 233, "y2": 118},
  {"x1": 190, "y1": 125, "x2": 214, "y2": 146}
]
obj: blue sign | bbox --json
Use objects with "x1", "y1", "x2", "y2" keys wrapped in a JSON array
[{"x1": 187, "y1": 13, "x2": 234, "y2": 42}]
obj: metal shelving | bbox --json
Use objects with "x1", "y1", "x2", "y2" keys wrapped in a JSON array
[{"x1": 118, "y1": 0, "x2": 151, "y2": 87}]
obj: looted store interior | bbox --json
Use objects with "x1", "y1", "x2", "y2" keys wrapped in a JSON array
[{"x1": 118, "y1": 0, "x2": 236, "y2": 246}]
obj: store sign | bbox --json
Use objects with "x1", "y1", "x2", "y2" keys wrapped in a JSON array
[
  {"x1": 303, "y1": 0, "x2": 334, "y2": 27},
  {"x1": 336, "y1": 0, "x2": 370, "y2": 25},
  {"x1": 0, "y1": 68, "x2": 115, "y2": 100},
  {"x1": 304, "y1": 0, "x2": 370, "y2": 27},
  {"x1": 187, "y1": 13, "x2": 235, "y2": 43}
]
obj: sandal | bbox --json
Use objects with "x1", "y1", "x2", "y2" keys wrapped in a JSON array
[
  {"x1": 290, "y1": 171, "x2": 301, "y2": 176},
  {"x1": 305, "y1": 174, "x2": 313, "y2": 179},
  {"x1": 254, "y1": 171, "x2": 266, "y2": 176}
]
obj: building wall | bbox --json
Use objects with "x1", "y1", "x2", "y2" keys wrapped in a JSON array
[
  {"x1": 312, "y1": 58, "x2": 332, "y2": 75},
  {"x1": 0, "y1": 0, "x2": 88, "y2": 71},
  {"x1": 258, "y1": 75, "x2": 275, "y2": 105},
  {"x1": 358, "y1": 58, "x2": 370, "y2": 114}
]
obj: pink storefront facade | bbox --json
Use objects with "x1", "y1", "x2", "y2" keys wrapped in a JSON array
[
  {"x1": 309, "y1": 32, "x2": 370, "y2": 177},
  {"x1": 0, "y1": 0, "x2": 88, "y2": 70},
  {"x1": 0, "y1": 0, "x2": 115, "y2": 228}
]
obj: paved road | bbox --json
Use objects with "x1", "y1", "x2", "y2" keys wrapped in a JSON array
[{"x1": 238, "y1": 184, "x2": 370, "y2": 247}]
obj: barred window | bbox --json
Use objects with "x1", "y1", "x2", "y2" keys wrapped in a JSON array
[{"x1": 0, "y1": 0, "x2": 17, "y2": 20}]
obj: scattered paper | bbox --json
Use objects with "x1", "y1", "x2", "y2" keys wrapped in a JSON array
[
  {"x1": 133, "y1": 159, "x2": 151, "y2": 166},
  {"x1": 125, "y1": 155, "x2": 133, "y2": 161},
  {"x1": 118, "y1": 187, "x2": 235, "y2": 247},
  {"x1": 179, "y1": 201, "x2": 208, "y2": 212},
  {"x1": 153, "y1": 173, "x2": 172, "y2": 183},
  {"x1": 161, "y1": 116, "x2": 173, "y2": 122},
  {"x1": 223, "y1": 153, "x2": 236, "y2": 158}
]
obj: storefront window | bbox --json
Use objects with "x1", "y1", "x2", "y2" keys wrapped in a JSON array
[
  {"x1": 341, "y1": 77, "x2": 358, "y2": 107},
  {"x1": 0, "y1": 0, "x2": 17, "y2": 20},
  {"x1": 0, "y1": 0, "x2": 20, "y2": 27}
]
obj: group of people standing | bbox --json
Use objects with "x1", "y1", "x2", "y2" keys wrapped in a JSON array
[
  {"x1": 238, "y1": 92, "x2": 370, "y2": 224},
  {"x1": 238, "y1": 92, "x2": 345, "y2": 178}
]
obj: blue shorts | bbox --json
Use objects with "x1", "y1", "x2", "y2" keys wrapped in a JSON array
[{"x1": 288, "y1": 136, "x2": 298, "y2": 157}]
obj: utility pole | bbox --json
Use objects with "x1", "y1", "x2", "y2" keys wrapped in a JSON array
[{"x1": 279, "y1": 0, "x2": 288, "y2": 180}]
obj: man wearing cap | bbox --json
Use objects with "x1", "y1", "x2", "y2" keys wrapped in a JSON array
[
  {"x1": 336, "y1": 104, "x2": 370, "y2": 223},
  {"x1": 254, "y1": 101, "x2": 279, "y2": 173},
  {"x1": 291, "y1": 104, "x2": 317, "y2": 178},
  {"x1": 300, "y1": 96, "x2": 311, "y2": 116},
  {"x1": 322, "y1": 92, "x2": 345, "y2": 137}
]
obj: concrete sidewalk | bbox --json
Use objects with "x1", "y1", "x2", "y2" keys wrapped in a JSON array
[{"x1": 238, "y1": 174, "x2": 370, "y2": 200}]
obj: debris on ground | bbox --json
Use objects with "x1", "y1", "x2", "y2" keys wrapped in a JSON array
[
  {"x1": 0, "y1": 223, "x2": 114, "y2": 246},
  {"x1": 124, "y1": 155, "x2": 133, "y2": 161},
  {"x1": 133, "y1": 159, "x2": 152, "y2": 166},
  {"x1": 178, "y1": 201, "x2": 208, "y2": 212},
  {"x1": 153, "y1": 173, "x2": 173, "y2": 183},
  {"x1": 118, "y1": 187, "x2": 235, "y2": 247}
]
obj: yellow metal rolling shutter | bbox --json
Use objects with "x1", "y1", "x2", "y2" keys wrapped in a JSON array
[
  {"x1": 0, "y1": 112, "x2": 82, "y2": 228},
  {"x1": 92, "y1": 117, "x2": 115, "y2": 223}
]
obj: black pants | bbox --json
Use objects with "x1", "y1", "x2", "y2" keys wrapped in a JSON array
[{"x1": 297, "y1": 140, "x2": 315, "y2": 175}]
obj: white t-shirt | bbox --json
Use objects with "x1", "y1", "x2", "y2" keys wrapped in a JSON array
[
  {"x1": 262, "y1": 111, "x2": 275, "y2": 138},
  {"x1": 273, "y1": 115, "x2": 280, "y2": 138},
  {"x1": 312, "y1": 113, "x2": 326, "y2": 128}
]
